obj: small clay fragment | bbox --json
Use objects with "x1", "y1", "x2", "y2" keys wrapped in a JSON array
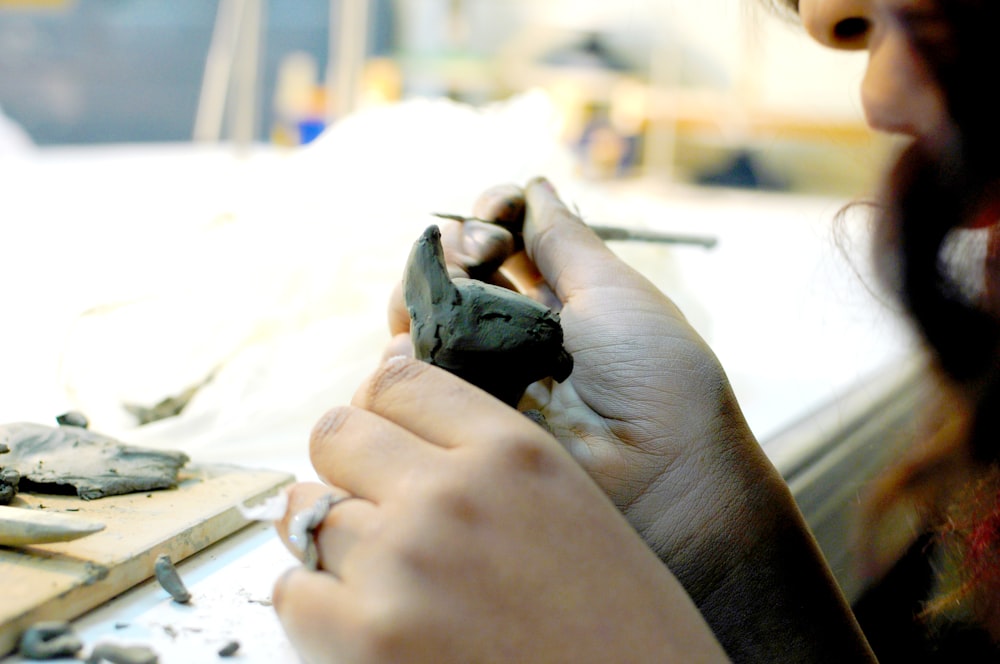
[
  {"x1": 404, "y1": 225, "x2": 573, "y2": 406},
  {"x1": 0, "y1": 443, "x2": 16, "y2": 506},
  {"x1": 19, "y1": 621, "x2": 83, "y2": 660},
  {"x1": 0, "y1": 420, "x2": 189, "y2": 500},
  {"x1": 217, "y1": 640, "x2": 240, "y2": 657},
  {"x1": 55, "y1": 411, "x2": 89, "y2": 428},
  {"x1": 154, "y1": 553, "x2": 191, "y2": 603},
  {"x1": 124, "y1": 372, "x2": 214, "y2": 425},
  {"x1": 86, "y1": 643, "x2": 158, "y2": 664},
  {"x1": 0, "y1": 466, "x2": 18, "y2": 506}
]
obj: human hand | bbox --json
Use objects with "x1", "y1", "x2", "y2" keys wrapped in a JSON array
[
  {"x1": 386, "y1": 179, "x2": 875, "y2": 661},
  {"x1": 272, "y1": 357, "x2": 729, "y2": 663},
  {"x1": 389, "y1": 179, "x2": 776, "y2": 567}
]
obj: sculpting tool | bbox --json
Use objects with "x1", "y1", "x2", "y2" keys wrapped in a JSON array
[{"x1": 0, "y1": 505, "x2": 105, "y2": 547}]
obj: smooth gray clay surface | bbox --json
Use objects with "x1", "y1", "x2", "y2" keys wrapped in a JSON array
[{"x1": 404, "y1": 225, "x2": 573, "y2": 406}]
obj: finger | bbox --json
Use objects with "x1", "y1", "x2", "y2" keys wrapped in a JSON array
[
  {"x1": 498, "y1": 251, "x2": 559, "y2": 310},
  {"x1": 274, "y1": 482, "x2": 377, "y2": 573},
  {"x1": 381, "y1": 333, "x2": 413, "y2": 362},
  {"x1": 309, "y1": 403, "x2": 445, "y2": 498},
  {"x1": 434, "y1": 216, "x2": 515, "y2": 279},
  {"x1": 471, "y1": 183, "x2": 526, "y2": 240},
  {"x1": 388, "y1": 281, "x2": 411, "y2": 337},
  {"x1": 523, "y1": 178, "x2": 627, "y2": 303},
  {"x1": 457, "y1": 219, "x2": 516, "y2": 280},
  {"x1": 353, "y1": 356, "x2": 545, "y2": 451},
  {"x1": 273, "y1": 567, "x2": 358, "y2": 662}
]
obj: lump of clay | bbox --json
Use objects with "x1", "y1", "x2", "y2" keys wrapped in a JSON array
[
  {"x1": 404, "y1": 225, "x2": 573, "y2": 406},
  {"x1": 19, "y1": 621, "x2": 84, "y2": 660},
  {"x1": 0, "y1": 419, "x2": 189, "y2": 501},
  {"x1": 1, "y1": 444, "x2": 18, "y2": 505}
]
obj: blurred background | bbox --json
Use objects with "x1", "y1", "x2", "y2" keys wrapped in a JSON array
[{"x1": 0, "y1": 0, "x2": 893, "y2": 195}]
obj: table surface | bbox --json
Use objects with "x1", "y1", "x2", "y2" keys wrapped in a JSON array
[{"x1": 0, "y1": 96, "x2": 917, "y2": 660}]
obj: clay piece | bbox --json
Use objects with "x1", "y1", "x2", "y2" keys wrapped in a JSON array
[
  {"x1": 123, "y1": 372, "x2": 214, "y2": 425},
  {"x1": 0, "y1": 418, "x2": 189, "y2": 501},
  {"x1": 217, "y1": 640, "x2": 240, "y2": 657},
  {"x1": 0, "y1": 443, "x2": 17, "y2": 505},
  {"x1": 18, "y1": 621, "x2": 83, "y2": 660},
  {"x1": 0, "y1": 504, "x2": 105, "y2": 547},
  {"x1": 153, "y1": 553, "x2": 192, "y2": 604},
  {"x1": 55, "y1": 411, "x2": 90, "y2": 428},
  {"x1": 86, "y1": 643, "x2": 158, "y2": 664},
  {"x1": 404, "y1": 225, "x2": 573, "y2": 406}
]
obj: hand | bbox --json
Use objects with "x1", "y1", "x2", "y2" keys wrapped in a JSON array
[
  {"x1": 272, "y1": 358, "x2": 729, "y2": 663},
  {"x1": 387, "y1": 178, "x2": 875, "y2": 662}
]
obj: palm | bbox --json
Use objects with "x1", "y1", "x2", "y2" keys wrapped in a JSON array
[{"x1": 521, "y1": 272, "x2": 739, "y2": 521}]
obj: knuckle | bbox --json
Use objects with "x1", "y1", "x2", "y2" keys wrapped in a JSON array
[
  {"x1": 496, "y1": 435, "x2": 555, "y2": 474},
  {"x1": 308, "y1": 406, "x2": 352, "y2": 457},
  {"x1": 360, "y1": 356, "x2": 428, "y2": 408}
]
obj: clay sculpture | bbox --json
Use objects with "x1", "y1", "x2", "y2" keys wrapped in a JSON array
[
  {"x1": 403, "y1": 224, "x2": 573, "y2": 406},
  {"x1": 0, "y1": 418, "x2": 189, "y2": 501}
]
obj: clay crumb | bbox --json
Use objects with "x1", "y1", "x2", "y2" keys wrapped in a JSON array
[
  {"x1": 218, "y1": 640, "x2": 240, "y2": 657},
  {"x1": 153, "y1": 554, "x2": 191, "y2": 604}
]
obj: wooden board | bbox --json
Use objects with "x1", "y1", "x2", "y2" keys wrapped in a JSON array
[{"x1": 0, "y1": 463, "x2": 294, "y2": 656}]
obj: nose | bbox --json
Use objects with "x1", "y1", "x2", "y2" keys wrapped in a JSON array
[
  {"x1": 799, "y1": 0, "x2": 945, "y2": 137},
  {"x1": 799, "y1": 0, "x2": 873, "y2": 51}
]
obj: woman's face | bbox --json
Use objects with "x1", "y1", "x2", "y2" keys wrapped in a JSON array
[{"x1": 795, "y1": 0, "x2": 948, "y2": 143}]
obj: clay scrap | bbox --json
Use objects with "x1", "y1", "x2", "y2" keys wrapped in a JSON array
[
  {"x1": 19, "y1": 621, "x2": 83, "y2": 660},
  {"x1": 0, "y1": 444, "x2": 17, "y2": 506},
  {"x1": 0, "y1": 418, "x2": 188, "y2": 501},
  {"x1": 404, "y1": 225, "x2": 573, "y2": 406},
  {"x1": 153, "y1": 553, "x2": 192, "y2": 604},
  {"x1": 86, "y1": 642, "x2": 159, "y2": 664}
]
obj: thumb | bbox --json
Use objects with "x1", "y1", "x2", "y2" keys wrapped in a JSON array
[{"x1": 523, "y1": 178, "x2": 625, "y2": 302}]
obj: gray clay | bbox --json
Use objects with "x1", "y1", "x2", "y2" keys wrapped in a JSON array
[
  {"x1": 217, "y1": 640, "x2": 240, "y2": 657},
  {"x1": 0, "y1": 421, "x2": 189, "y2": 500},
  {"x1": 19, "y1": 621, "x2": 83, "y2": 660},
  {"x1": 404, "y1": 225, "x2": 573, "y2": 406},
  {"x1": 86, "y1": 643, "x2": 158, "y2": 664},
  {"x1": 1, "y1": 443, "x2": 17, "y2": 505},
  {"x1": 0, "y1": 466, "x2": 18, "y2": 506},
  {"x1": 124, "y1": 372, "x2": 214, "y2": 425},
  {"x1": 55, "y1": 411, "x2": 90, "y2": 428},
  {"x1": 153, "y1": 553, "x2": 192, "y2": 603}
]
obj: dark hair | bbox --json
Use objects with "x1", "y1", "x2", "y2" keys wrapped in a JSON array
[
  {"x1": 883, "y1": 0, "x2": 1000, "y2": 462},
  {"x1": 880, "y1": 0, "x2": 1000, "y2": 635}
]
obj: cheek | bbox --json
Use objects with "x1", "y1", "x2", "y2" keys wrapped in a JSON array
[{"x1": 861, "y1": 32, "x2": 948, "y2": 137}]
